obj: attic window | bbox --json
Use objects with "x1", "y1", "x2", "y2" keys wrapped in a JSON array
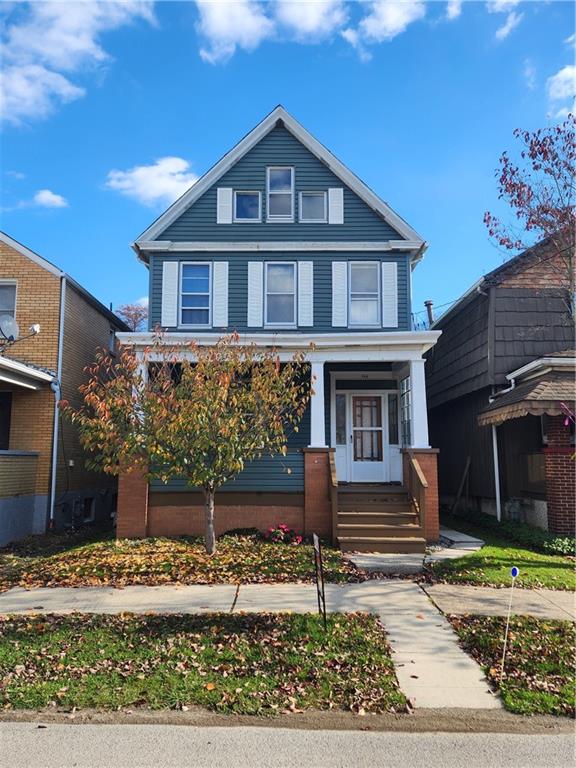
[
  {"x1": 267, "y1": 167, "x2": 294, "y2": 222},
  {"x1": 0, "y1": 282, "x2": 16, "y2": 318},
  {"x1": 300, "y1": 191, "x2": 326, "y2": 223},
  {"x1": 234, "y1": 191, "x2": 261, "y2": 222}
]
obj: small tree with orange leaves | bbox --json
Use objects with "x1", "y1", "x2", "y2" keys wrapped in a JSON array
[{"x1": 61, "y1": 333, "x2": 310, "y2": 554}]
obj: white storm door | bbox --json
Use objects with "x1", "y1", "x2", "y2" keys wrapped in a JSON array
[
  {"x1": 334, "y1": 392, "x2": 349, "y2": 481},
  {"x1": 350, "y1": 394, "x2": 387, "y2": 483},
  {"x1": 386, "y1": 392, "x2": 403, "y2": 483}
]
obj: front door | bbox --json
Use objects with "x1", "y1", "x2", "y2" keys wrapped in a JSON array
[{"x1": 351, "y1": 395, "x2": 386, "y2": 482}]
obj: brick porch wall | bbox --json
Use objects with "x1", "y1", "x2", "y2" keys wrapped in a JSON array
[
  {"x1": 303, "y1": 448, "x2": 332, "y2": 539},
  {"x1": 402, "y1": 448, "x2": 440, "y2": 542},
  {"x1": 543, "y1": 415, "x2": 575, "y2": 535},
  {"x1": 147, "y1": 504, "x2": 304, "y2": 538}
]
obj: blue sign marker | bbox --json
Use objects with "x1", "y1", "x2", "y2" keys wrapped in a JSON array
[{"x1": 511, "y1": 566, "x2": 519, "y2": 579}]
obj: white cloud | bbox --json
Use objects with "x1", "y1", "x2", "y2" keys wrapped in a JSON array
[
  {"x1": 195, "y1": 0, "x2": 274, "y2": 64},
  {"x1": 33, "y1": 189, "x2": 69, "y2": 208},
  {"x1": 1, "y1": 1, "x2": 154, "y2": 125},
  {"x1": 446, "y1": 1, "x2": 462, "y2": 21},
  {"x1": 137, "y1": 296, "x2": 149, "y2": 308},
  {"x1": 106, "y1": 157, "x2": 199, "y2": 207},
  {"x1": 486, "y1": 0, "x2": 520, "y2": 12},
  {"x1": 342, "y1": 0, "x2": 425, "y2": 59},
  {"x1": 565, "y1": 33, "x2": 575, "y2": 47},
  {"x1": 523, "y1": 59, "x2": 536, "y2": 91},
  {"x1": 494, "y1": 10, "x2": 523, "y2": 41},
  {"x1": 5, "y1": 170, "x2": 25, "y2": 180},
  {"x1": 275, "y1": 0, "x2": 348, "y2": 40},
  {"x1": 547, "y1": 65, "x2": 576, "y2": 102}
]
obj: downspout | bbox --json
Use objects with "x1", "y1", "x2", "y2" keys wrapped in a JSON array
[
  {"x1": 489, "y1": 379, "x2": 516, "y2": 524},
  {"x1": 48, "y1": 275, "x2": 66, "y2": 527}
]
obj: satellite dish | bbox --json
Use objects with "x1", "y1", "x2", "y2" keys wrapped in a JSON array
[{"x1": 0, "y1": 315, "x2": 19, "y2": 342}]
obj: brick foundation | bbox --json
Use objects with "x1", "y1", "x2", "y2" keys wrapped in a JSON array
[
  {"x1": 303, "y1": 448, "x2": 333, "y2": 539},
  {"x1": 116, "y1": 467, "x2": 148, "y2": 538},
  {"x1": 402, "y1": 448, "x2": 440, "y2": 542},
  {"x1": 544, "y1": 415, "x2": 575, "y2": 535}
]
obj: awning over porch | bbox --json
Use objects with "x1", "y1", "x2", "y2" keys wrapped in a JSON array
[
  {"x1": 478, "y1": 370, "x2": 576, "y2": 427},
  {"x1": 0, "y1": 355, "x2": 55, "y2": 390}
]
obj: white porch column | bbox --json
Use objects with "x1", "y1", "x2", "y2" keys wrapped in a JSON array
[
  {"x1": 309, "y1": 361, "x2": 327, "y2": 448},
  {"x1": 409, "y1": 358, "x2": 430, "y2": 448}
]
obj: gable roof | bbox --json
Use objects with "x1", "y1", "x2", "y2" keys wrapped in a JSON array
[
  {"x1": 134, "y1": 105, "x2": 425, "y2": 255},
  {"x1": 0, "y1": 231, "x2": 129, "y2": 330}
]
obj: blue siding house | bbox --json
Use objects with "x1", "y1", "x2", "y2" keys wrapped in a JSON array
[{"x1": 117, "y1": 107, "x2": 441, "y2": 551}]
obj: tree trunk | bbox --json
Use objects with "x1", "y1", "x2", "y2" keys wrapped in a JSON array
[{"x1": 204, "y1": 486, "x2": 216, "y2": 555}]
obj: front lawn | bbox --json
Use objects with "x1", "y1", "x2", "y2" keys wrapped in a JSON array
[
  {"x1": 0, "y1": 532, "x2": 360, "y2": 591},
  {"x1": 450, "y1": 615, "x2": 575, "y2": 718},
  {"x1": 430, "y1": 515, "x2": 575, "y2": 591},
  {"x1": 0, "y1": 612, "x2": 406, "y2": 715}
]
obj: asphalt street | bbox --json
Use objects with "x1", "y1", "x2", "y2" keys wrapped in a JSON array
[{"x1": 1, "y1": 723, "x2": 574, "y2": 768}]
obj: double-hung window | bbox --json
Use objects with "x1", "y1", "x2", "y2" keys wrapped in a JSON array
[
  {"x1": 267, "y1": 167, "x2": 294, "y2": 222},
  {"x1": 234, "y1": 191, "x2": 260, "y2": 222},
  {"x1": 0, "y1": 282, "x2": 17, "y2": 319},
  {"x1": 349, "y1": 262, "x2": 380, "y2": 327},
  {"x1": 299, "y1": 191, "x2": 326, "y2": 223},
  {"x1": 265, "y1": 262, "x2": 296, "y2": 326},
  {"x1": 180, "y1": 263, "x2": 211, "y2": 326}
]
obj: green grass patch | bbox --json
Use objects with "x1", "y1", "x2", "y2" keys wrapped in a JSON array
[
  {"x1": 431, "y1": 514, "x2": 575, "y2": 591},
  {"x1": 449, "y1": 615, "x2": 575, "y2": 717},
  {"x1": 0, "y1": 612, "x2": 406, "y2": 715},
  {"x1": 0, "y1": 533, "x2": 360, "y2": 591}
]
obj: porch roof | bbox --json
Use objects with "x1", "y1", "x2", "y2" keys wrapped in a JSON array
[
  {"x1": 0, "y1": 355, "x2": 55, "y2": 390},
  {"x1": 478, "y1": 370, "x2": 576, "y2": 426}
]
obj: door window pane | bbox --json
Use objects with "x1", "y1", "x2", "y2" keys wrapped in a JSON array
[
  {"x1": 388, "y1": 394, "x2": 399, "y2": 445},
  {"x1": 400, "y1": 376, "x2": 412, "y2": 446},
  {"x1": 180, "y1": 264, "x2": 211, "y2": 326},
  {"x1": 266, "y1": 263, "x2": 295, "y2": 325},
  {"x1": 354, "y1": 430, "x2": 383, "y2": 462},
  {"x1": 353, "y1": 396, "x2": 382, "y2": 428},
  {"x1": 335, "y1": 394, "x2": 346, "y2": 445}
]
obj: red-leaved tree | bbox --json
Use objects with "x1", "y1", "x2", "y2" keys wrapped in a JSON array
[
  {"x1": 484, "y1": 114, "x2": 575, "y2": 316},
  {"x1": 117, "y1": 303, "x2": 148, "y2": 332},
  {"x1": 61, "y1": 333, "x2": 311, "y2": 554}
]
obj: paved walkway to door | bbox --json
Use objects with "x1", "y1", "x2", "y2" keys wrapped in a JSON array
[{"x1": 0, "y1": 581, "x2": 500, "y2": 710}]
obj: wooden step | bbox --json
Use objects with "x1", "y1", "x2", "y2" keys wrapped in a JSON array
[
  {"x1": 337, "y1": 511, "x2": 418, "y2": 526},
  {"x1": 337, "y1": 523, "x2": 423, "y2": 538},
  {"x1": 338, "y1": 536, "x2": 427, "y2": 554},
  {"x1": 338, "y1": 502, "x2": 413, "y2": 515}
]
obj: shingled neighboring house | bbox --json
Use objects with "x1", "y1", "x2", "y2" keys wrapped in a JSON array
[
  {"x1": 0, "y1": 232, "x2": 129, "y2": 545},
  {"x1": 426, "y1": 240, "x2": 575, "y2": 535},
  {"x1": 116, "y1": 106, "x2": 441, "y2": 553}
]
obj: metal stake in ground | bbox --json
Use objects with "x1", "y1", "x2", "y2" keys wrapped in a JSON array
[
  {"x1": 500, "y1": 566, "x2": 519, "y2": 684},
  {"x1": 312, "y1": 533, "x2": 327, "y2": 630}
]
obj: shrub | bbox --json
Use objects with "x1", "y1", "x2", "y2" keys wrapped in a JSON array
[
  {"x1": 449, "y1": 509, "x2": 575, "y2": 557},
  {"x1": 264, "y1": 524, "x2": 303, "y2": 545}
]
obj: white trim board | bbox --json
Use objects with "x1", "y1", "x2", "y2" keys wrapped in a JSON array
[
  {"x1": 133, "y1": 106, "x2": 425, "y2": 250},
  {"x1": 137, "y1": 240, "x2": 422, "y2": 254}
]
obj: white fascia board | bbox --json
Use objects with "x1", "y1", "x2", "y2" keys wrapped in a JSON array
[
  {"x1": 117, "y1": 330, "x2": 441, "y2": 359},
  {"x1": 134, "y1": 106, "x2": 425, "y2": 247},
  {"x1": 506, "y1": 356, "x2": 576, "y2": 382},
  {"x1": 138, "y1": 240, "x2": 423, "y2": 253},
  {"x1": 0, "y1": 231, "x2": 63, "y2": 278},
  {"x1": 0, "y1": 355, "x2": 55, "y2": 384}
]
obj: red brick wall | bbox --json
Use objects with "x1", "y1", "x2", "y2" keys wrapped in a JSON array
[
  {"x1": 544, "y1": 415, "x2": 575, "y2": 535},
  {"x1": 402, "y1": 449, "x2": 440, "y2": 542},
  {"x1": 116, "y1": 467, "x2": 148, "y2": 538},
  {"x1": 303, "y1": 449, "x2": 332, "y2": 539}
]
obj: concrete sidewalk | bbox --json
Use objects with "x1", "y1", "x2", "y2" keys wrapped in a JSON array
[
  {"x1": 424, "y1": 584, "x2": 575, "y2": 621},
  {"x1": 0, "y1": 581, "x2": 500, "y2": 711}
]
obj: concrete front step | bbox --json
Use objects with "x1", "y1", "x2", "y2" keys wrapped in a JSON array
[{"x1": 338, "y1": 536, "x2": 427, "y2": 554}]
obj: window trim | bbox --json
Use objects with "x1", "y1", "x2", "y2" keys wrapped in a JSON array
[
  {"x1": 0, "y1": 280, "x2": 17, "y2": 320},
  {"x1": 179, "y1": 261, "x2": 212, "y2": 328},
  {"x1": 264, "y1": 261, "x2": 297, "y2": 328},
  {"x1": 233, "y1": 190, "x2": 261, "y2": 223},
  {"x1": 299, "y1": 190, "x2": 327, "y2": 223},
  {"x1": 266, "y1": 166, "x2": 294, "y2": 223},
  {"x1": 348, "y1": 261, "x2": 381, "y2": 329}
]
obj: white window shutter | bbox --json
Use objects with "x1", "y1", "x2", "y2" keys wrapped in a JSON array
[
  {"x1": 328, "y1": 188, "x2": 344, "y2": 224},
  {"x1": 216, "y1": 188, "x2": 233, "y2": 224},
  {"x1": 247, "y1": 262, "x2": 263, "y2": 327},
  {"x1": 297, "y1": 261, "x2": 314, "y2": 326},
  {"x1": 382, "y1": 261, "x2": 398, "y2": 328},
  {"x1": 212, "y1": 261, "x2": 229, "y2": 327},
  {"x1": 331, "y1": 262, "x2": 348, "y2": 327},
  {"x1": 161, "y1": 261, "x2": 179, "y2": 327}
]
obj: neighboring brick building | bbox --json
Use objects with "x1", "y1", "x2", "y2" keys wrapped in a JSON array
[
  {"x1": 426, "y1": 240, "x2": 575, "y2": 534},
  {"x1": 0, "y1": 231, "x2": 128, "y2": 545}
]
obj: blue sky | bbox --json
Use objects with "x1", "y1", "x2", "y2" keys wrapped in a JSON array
[{"x1": 1, "y1": 1, "x2": 574, "y2": 322}]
